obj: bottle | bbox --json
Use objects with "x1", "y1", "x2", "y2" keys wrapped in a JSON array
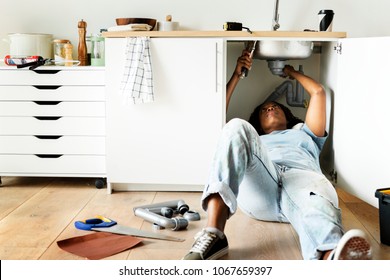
[
  {"x1": 78, "y1": 19, "x2": 88, "y2": 66},
  {"x1": 86, "y1": 35, "x2": 91, "y2": 65},
  {"x1": 91, "y1": 32, "x2": 105, "y2": 66}
]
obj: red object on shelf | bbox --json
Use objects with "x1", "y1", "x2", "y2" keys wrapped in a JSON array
[{"x1": 4, "y1": 55, "x2": 41, "y2": 66}]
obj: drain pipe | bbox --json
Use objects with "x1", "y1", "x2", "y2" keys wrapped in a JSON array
[
  {"x1": 134, "y1": 208, "x2": 188, "y2": 231},
  {"x1": 133, "y1": 200, "x2": 190, "y2": 231},
  {"x1": 292, "y1": 65, "x2": 305, "y2": 107},
  {"x1": 263, "y1": 80, "x2": 292, "y2": 103},
  {"x1": 264, "y1": 65, "x2": 306, "y2": 107}
]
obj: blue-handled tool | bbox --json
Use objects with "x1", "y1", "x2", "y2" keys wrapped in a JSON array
[
  {"x1": 74, "y1": 215, "x2": 117, "y2": 230},
  {"x1": 74, "y1": 215, "x2": 184, "y2": 242}
]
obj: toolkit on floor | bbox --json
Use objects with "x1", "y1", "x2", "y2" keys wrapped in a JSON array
[{"x1": 375, "y1": 188, "x2": 390, "y2": 246}]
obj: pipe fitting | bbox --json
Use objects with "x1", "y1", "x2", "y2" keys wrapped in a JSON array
[
  {"x1": 264, "y1": 64, "x2": 306, "y2": 107},
  {"x1": 133, "y1": 200, "x2": 193, "y2": 231},
  {"x1": 267, "y1": 60, "x2": 286, "y2": 76},
  {"x1": 134, "y1": 208, "x2": 188, "y2": 231}
]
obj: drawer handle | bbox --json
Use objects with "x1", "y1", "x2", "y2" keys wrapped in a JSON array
[
  {"x1": 35, "y1": 154, "x2": 63, "y2": 158},
  {"x1": 33, "y1": 101, "x2": 62, "y2": 105},
  {"x1": 34, "y1": 116, "x2": 62, "y2": 120},
  {"x1": 32, "y1": 85, "x2": 62, "y2": 90},
  {"x1": 32, "y1": 70, "x2": 61, "y2": 75},
  {"x1": 34, "y1": 135, "x2": 63, "y2": 139}
]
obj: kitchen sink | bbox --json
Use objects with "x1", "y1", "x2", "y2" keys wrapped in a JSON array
[
  {"x1": 252, "y1": 40, "x2": 313, "y2": 60},
  {"x1": 246, "y1": 40, "x2": 314, "y2": 75}
]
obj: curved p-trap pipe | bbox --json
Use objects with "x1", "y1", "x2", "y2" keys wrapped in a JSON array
[{"x1": 133, "y1": 200, "x2": 190, "y2": 231}]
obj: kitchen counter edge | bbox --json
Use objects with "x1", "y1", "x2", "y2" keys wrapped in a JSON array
[{"x1": 102, "y1": 30, "x2": 347, "y2": 41}]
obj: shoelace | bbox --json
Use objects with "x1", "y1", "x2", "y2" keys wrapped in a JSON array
[{"x1": 190, "y1": 230, "x2": 216, "y2": 253}]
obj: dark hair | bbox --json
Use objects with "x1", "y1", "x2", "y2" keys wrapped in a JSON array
[{"x1": 248, "y1": 101, "x2": 303, "y2": 135}]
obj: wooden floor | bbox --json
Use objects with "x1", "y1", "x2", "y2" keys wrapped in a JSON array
[{"x1": 0, "y1": 176, "x2": 389, "y2": 260}]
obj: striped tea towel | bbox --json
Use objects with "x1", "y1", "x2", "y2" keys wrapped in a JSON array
[{"x1": 120, "y1": 37, "x2": 154, "y2": 104}]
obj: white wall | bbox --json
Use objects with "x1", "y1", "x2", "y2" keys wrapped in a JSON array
[{"x1": 2, "y1": 0, "x2": 390, "y2": 57}]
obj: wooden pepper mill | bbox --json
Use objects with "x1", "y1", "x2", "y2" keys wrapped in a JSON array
[{"x1": 78, "y1": 19, "x2": 88, "y2": 66}]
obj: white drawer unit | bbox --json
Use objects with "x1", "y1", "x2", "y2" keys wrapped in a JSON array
[{"x1": 0, "y1": 66, "x2": 106, "y2": 188}]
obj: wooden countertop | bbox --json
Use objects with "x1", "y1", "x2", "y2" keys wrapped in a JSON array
[{"x1": 103, "y1": 30, "x2": 347, "y2": 41}]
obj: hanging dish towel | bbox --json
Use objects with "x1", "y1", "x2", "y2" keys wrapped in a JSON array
[{"x1": 120, "y1": 36, "x2": 154, "y2": 104}]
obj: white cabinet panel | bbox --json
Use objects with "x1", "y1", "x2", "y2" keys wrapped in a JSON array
[
  {"x1": 0, "y1": 136, "x2": 105, "y2": 154},
  {"x1": 0, "y1": 155, "x2": 105, "y2": 175},
  {"x1": 105, "y1": 38, "x2": 225, "y2": 189},
  {"x1": 0, "y1": 68, "x2": 105, "y2": 85},
  {"x1": 0, "y1": 101, "x2": 105, "y2": 117},
  {"x1": 0, "y1": 86, "x2": 105, "y2": 101},
  {"x1": 333, "y1": 37, "x2": 390, "y2": 207},
  {"x1": 0, "y1": 117, "x2": 105, "y2": 136}
]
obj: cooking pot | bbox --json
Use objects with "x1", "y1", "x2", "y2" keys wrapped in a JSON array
[{"x1": 3, "y1": 33, "x2": 53, "y2": 58}]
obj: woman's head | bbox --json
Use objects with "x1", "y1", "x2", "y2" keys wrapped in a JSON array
[{"x1": 248, "y1": 101, "x2": 303, "y2": 135}]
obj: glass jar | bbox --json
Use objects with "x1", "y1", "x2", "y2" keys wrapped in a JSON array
[{"x1": 53, "y1": 39, "x2": 71, "y2": 65}]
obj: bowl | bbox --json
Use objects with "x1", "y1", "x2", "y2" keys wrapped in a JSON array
[{"x1": 116, "y1": 18, "x2": 157, "y2": 30}]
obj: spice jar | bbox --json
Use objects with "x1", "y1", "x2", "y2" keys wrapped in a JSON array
[{"x1": 53, "y1": 39, "x2": 71, "y2": 65}]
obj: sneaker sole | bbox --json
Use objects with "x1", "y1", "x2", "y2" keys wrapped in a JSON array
[
  {"x1": 335, "y1": 229, "x2": 372, "y2": 260},
  {"x1": 206, "y1": 246, "x2": 229, "y2": 260}
]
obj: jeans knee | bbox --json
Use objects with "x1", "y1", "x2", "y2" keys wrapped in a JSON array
[
  {"x1": 220, "y1": 119, "x2": 259, "y2": 151},
  {"x1": 224, "y1": 118, "x2": 254, "y2": 136}
]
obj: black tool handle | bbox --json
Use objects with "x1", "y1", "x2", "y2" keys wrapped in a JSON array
[
  {"x1": 16, "y1": 57, "x2": 45, "y2": 69},
  {"x1": 240, "y1": 67, "x2": 249, "y2": 78},
  {"x1": 240, "y1": 41, "x2": 257, "y2": 79}
]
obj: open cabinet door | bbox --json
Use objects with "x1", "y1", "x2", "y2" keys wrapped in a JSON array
[{"x1": 333, "y1": 37, "x2": 390, "y2": 207}]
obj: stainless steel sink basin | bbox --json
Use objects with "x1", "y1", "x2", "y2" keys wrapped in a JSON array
[
  {"x1": 246, "y1": 40, "x2": 313, "y2": 75},
  {"x1": 252, "y1": 40, "x2": 313, "y2": 60}
]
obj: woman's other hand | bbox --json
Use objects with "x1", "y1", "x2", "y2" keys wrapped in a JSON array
[{"x1": 282, "y1": 65, "x2": 296, "y2": 79}]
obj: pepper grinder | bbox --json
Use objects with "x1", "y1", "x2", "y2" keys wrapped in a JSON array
[
  {"x1": 78, "y1": 19, "x2": 88, "y2": 66},
  {"x1": 64, "y1": 43, "x2": 73, "y2": 66}
]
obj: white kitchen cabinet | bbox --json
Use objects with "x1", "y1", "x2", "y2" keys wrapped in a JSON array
[
  {"x1": 0, "y1": 67, "x2": 106, "y2": 187},
  {"x1": 319, "y1": 37, "x2": 390, "y2": 207},
  {"x1": 105, "y1": 38, "x2": 225, "y2": 192}
]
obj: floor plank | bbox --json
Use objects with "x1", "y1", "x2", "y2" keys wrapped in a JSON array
[
  {"x1": 41, "y1": 190, "x2": 157, "y2": 260},
  {"x1": 0, "y1": 177, "x2": 52, "y2": 220},
  {"x1": 0, "y1": 178, "x2": 98, "y2": 259},
  {"x1": 0, "y1": 177, "x2": 389, "y2": 260},
  {"x1": 224, "y1": 216, "x2": 302, "y2": 260}
]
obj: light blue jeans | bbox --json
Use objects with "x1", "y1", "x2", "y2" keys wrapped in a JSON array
[{"x1": 202, "y1": 119, "x2": 344, "y2": 260}]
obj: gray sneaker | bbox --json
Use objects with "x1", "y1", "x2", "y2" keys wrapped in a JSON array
[
  {"x1": 328, "y1": 229, "x2": 372, "y2": 260},
  {"x1": 182, "y1": 229, "x2": 229, "y2": 260}
]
